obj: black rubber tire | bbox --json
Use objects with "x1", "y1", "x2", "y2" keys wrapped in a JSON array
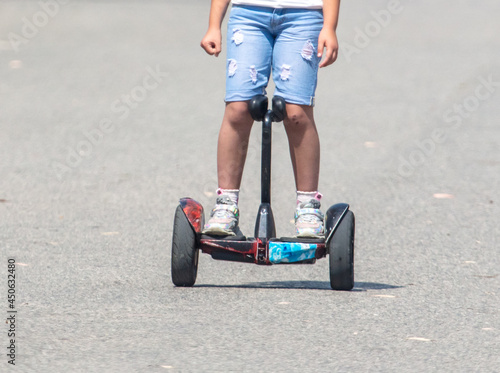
[
  {"x1": 329, "y1": 210, "x2": 355, "y2": 290},
  {"x1": 171, "y1": 205, "x2": 199, "y2": 287}
]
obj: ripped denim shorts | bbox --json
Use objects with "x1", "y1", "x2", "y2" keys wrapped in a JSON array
[{"x1": 225, "y1": 5, "x2": 323, "y2": 106}]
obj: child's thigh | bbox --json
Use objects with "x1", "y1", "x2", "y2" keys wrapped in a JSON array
[
  {"x1": 272, "y1": 10, "x2": 323, "y2": 106},
  {"x1": 225, "y1": 7, "x2": 273, "y2": 102}
]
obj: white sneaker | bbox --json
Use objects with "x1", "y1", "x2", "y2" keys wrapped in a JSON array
[
  {"x1": 202, "y1": 195, "x2": 239, "y2": 236},
  {"x1": 295, "y1": 199, "x2": 325, "y2": 238}
]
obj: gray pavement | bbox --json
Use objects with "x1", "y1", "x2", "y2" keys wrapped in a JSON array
[{"x1": 1, "y1": 0, "x2": 499, "y2": 372}]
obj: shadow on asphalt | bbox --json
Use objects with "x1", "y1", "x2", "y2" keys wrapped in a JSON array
[{"x1": 195, "y1": 281, "x2": 404, "y2": 291}]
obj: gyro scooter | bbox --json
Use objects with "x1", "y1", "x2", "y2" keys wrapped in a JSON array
[{"x1": 171, "y1": 95, "x2": 355, "y2": 290}]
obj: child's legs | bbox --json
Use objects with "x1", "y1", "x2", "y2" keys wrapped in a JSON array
[
  {"x1": 217, "y1": 102, "x2": 254, "y2": 190},
  {"x1": 218, "y1": 6, "x2": 274, "y2": 190},
  {"x1": 284, "y1": 104, "x2": 320, "y2": 192},
  {"x1": 272, "y1": 9, "x2": 323, "y2": 192}
]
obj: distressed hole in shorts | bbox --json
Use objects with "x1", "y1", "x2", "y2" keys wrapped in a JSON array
[
  {"x1": 228, "y1": 59, "x2": 237, "y2": 77},
  {"x1": 280, "y1": 64, "x2": 291, "y2": 81},
  {"x1": 232, "y1": 29, "x2": 244, "y2": 46},
  {"x1": 301, "y1": 40, "x2": 315, "y2": 61},
  {"x1": 249, "y1": 65, "x2": 257, "y2": 84}
]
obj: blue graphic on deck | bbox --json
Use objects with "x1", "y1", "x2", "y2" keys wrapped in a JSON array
[{"x1": 268, "y1": 242, "x2": 317, "y2": 264}]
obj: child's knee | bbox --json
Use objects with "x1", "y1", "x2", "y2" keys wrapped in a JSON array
[
  {"x1": 225, "y1": 101, "x2": 252, "y2": 124},
  {"x1": 284, "y1": 104, "x2": 314, "y2": 127}
]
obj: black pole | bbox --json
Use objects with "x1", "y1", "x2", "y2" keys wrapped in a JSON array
[
  {"x1": 254, "y1": 96, "x2": 285, "y2": 242},
  {"x1": 254, "y1": 109, "x2": 276, "y2": 241},
  {"x1": 261, "y1": 110, "x2": 272, "y2": 204}
]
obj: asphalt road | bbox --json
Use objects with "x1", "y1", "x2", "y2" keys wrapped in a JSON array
[{"x1": 1, "y1": 0, "x2": 499, "y2": 372}]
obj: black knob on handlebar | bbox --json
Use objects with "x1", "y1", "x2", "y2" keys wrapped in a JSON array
[
  {"x1": 271, "y1": 96, "x2": 286, "y2": 122},
  {"x1": 248, "y1": 95, "x2": 268, "y2": 122}
]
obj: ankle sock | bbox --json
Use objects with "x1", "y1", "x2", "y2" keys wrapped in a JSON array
[
  {"x1": 216, "y1": 188, "x2": 240, "y2": 205},
  {"x1": 296, "y1": 191, "x2": 322, "y2": 207}
]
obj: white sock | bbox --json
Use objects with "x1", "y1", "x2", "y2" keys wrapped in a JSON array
[
  {"x1": 296, "y1": 191, "x2": 322, "y2": 207},
  {"x1": 217, "y1": 188, "x2": 239, "y2": 205}
]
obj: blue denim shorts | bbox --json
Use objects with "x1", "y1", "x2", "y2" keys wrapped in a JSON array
[{"x1": 225, "y1": 5, "x2": 323, "y2": 106}]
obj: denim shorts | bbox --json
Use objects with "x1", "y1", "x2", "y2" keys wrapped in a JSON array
[{"x1": 225, "y1": 5, "x2": 323, "y2": 106}]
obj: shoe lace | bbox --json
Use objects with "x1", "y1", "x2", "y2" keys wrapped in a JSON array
[
  {"x1": 297, "y1": 213, "x2": 322, "y2": 224},
  {"x1": 296, "y1": 199, "x2": 324, "y2": 224},
  {"x1": 211, "y1": 196, "x2": 238, "y2": 220}
]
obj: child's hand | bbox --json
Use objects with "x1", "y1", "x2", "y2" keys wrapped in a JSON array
[
  {"x1": 201, "y1": 29, "x2": 222, "y2": 57},
  {"x1": 317, "y1": 28, "x2": 339, "y2": 68}
]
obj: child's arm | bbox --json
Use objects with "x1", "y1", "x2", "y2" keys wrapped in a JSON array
[
  {"x1": 200, "y1": 0, "x2": 231, "y2": 57},
  {"x1": 318, "y1": 0, "x2": 340, "y2": 68}
]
